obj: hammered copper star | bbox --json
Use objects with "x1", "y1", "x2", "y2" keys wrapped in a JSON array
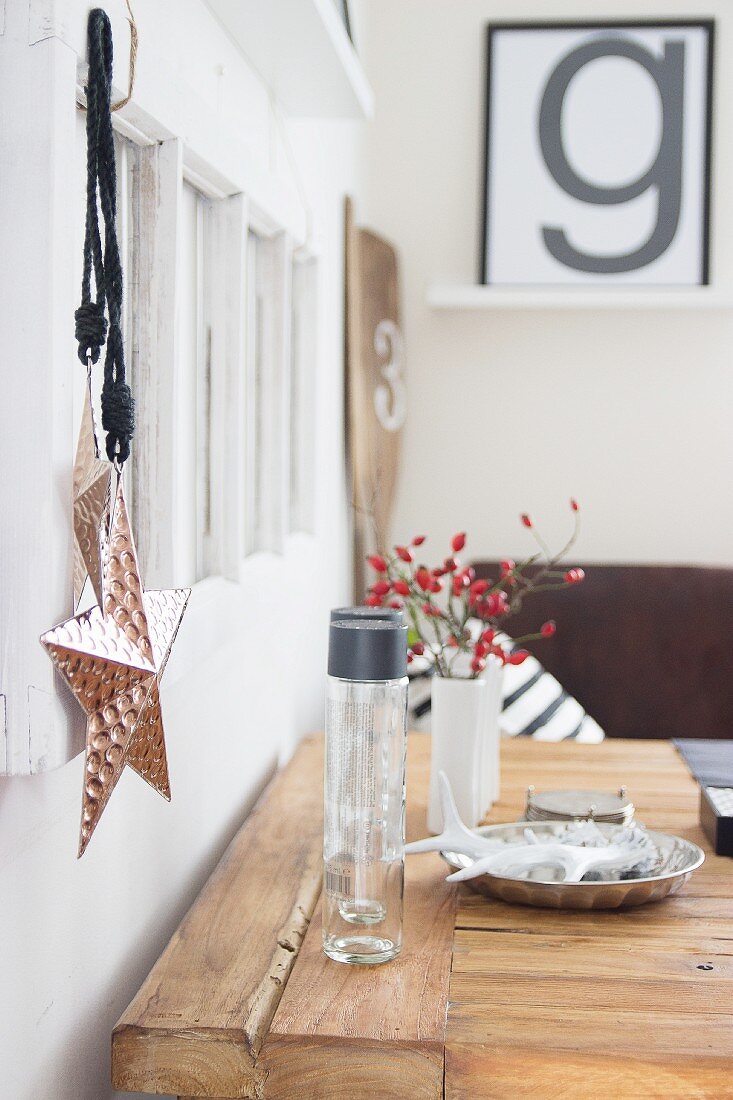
[
  {"x1": 41, "y1": 475, "x2": 190, "y2": 856},
  {"x1": 72, "y1": 393, "x2": 112, "y2": 608},
  {"x1": 126, "y1": 587, "x2": 189, "y2": 796}
]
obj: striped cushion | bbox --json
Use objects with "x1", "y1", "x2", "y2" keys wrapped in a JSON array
[
  {"x1": 407, "y1": 651, "x2": 604, "y2": 743},
  {"x1": 407, "y1": 671, "x2": 435, "y2": 732},
  {"x1": 501, "y1": 650, "x2": 604, "y2": 743}
]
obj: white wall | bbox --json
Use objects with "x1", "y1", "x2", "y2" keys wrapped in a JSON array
[
  {"x1": 361, "y1": 0, "x2": 733, "y2": 567},
  {"x1": 0, "y1": 2, "x2": 365, "y2": 1097}
]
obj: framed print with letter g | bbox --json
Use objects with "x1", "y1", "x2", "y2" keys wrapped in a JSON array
[{"x1": 481, "y1": 21, "x2": 714, "y2": 286}]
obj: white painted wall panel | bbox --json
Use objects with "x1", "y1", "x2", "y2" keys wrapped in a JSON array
[{"x1": 0, "y1": 1, "x2": 366, "y2": 1096}]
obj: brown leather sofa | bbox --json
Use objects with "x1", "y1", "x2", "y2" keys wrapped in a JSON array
[{"x1": 472, "y1": 562, "x2": 733, "y2": 740}]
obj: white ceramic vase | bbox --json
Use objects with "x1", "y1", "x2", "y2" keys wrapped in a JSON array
[{"x1": 427, "y1": 657, "x2": 504, "y2": 834}]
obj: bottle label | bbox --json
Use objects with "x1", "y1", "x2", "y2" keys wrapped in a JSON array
[
  {"x1": 324, "y1": 859, "x2": 353, "y2": 900},
  {"x1": 324, "y1": 698, "x2": 378, "y2": 877},
  {"x1": 325, "y1": 698, "x2": 376, "y2": 812}
]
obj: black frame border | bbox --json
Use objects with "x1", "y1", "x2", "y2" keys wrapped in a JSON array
[{"x1": 479, "y1": 19, "x2": 715, "y2": 286}]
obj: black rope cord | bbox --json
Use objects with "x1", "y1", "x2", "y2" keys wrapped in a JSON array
[{"x1": 75, "y1": 8, "x2": 134, "y2": 465}]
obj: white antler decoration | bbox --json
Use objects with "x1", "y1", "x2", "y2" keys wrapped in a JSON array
[
  {"x1": 405, "y1": 771, "x2": 503, "y2": 861},
  {"x1": 407, "y1": 771, "x2": 656, "y2": 884}
]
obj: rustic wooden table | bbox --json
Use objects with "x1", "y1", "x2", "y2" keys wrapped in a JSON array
[{"x1": 112, "y1": 734, "x2": 733, "y2": 1099}]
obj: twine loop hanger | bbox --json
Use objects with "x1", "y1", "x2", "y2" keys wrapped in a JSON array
[{"x1": 75, "y1": 6, "x2": 137, "y2": 466}]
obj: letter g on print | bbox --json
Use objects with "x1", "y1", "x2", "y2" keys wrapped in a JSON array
[{"x1": 482, "y1": 22, "x2": 713, "y2": 286}]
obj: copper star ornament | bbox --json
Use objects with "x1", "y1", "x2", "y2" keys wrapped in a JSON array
[
  {"x1": 72, "y1": 393, "x2": 112, "y2": 608},
  {"x1": 41, "y1": 475, "x2": 190, "y2": 856}
]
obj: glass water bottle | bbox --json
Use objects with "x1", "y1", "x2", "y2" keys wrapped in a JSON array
[{"x1": 323, "y1": 618, "x2": 408, "y2": 965}]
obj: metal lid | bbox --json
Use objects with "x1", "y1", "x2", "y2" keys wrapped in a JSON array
[
  {"x1": 330, "y1": 605, "x2": 403, "y2": 623},
  {"x1": 525, "y1": 787, "x2": 635, "y2": 825},
  {"x1": 328, "y1": 619, "x2": 408, "y2": 681}
]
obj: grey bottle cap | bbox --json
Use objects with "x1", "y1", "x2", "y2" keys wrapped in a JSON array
[
  {"x1": 328, "y1": 619, "x2": 408, "y2": 681},
  {"x1": 330, "y1": 605, "x2": 403, "y2": 623}
]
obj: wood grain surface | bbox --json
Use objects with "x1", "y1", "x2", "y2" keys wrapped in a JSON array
[
  {"x1": 112, "y1": 735, "x2": 326, "y2": 1098},
  {"x1": 448, "y1": 738, "x2": 733, "y2": 1100},
  {"x1": 261, "y1": 735, "x2": 455, "y2": 1097},
  {"x1": 113, "y1": 735, "x2": 730, "y2": 1099}
]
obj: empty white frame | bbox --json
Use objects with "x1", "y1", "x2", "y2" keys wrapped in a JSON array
[
  {"x1": 177, "y1": 182, "x2": 212, "y2": 586},
  {"x1": 244, "y1": 229, "x2": 293, "y2": 555},
  {"x1": 289, "y1": 255, "x2": 317, "y2": 534}
]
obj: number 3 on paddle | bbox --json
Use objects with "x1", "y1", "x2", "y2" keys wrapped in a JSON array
[{"x1": 373, "y1": 319, "x2": 406, "y2": 433}]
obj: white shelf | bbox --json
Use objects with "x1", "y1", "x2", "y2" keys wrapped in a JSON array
[
  {"x1": 205, "y1": 0, "x2": 374, "y2": 119},
  {"x1": 427, "y1": 284, "x2": 733, "y2": 311}
]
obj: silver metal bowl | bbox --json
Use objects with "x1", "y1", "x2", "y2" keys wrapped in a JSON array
[{"x1": 442, "y1": 821, "x2": 705, "y2": 910}]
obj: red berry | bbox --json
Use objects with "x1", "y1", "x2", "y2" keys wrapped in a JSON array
[
  {"x1": 388, "y1": 600, "x2": 402, "y2": 609},
  {"x1": 411, "y1": 641, "x2": 425, "y2": 656},
  {"x1": 500, "y1": 558, "x2": 515, "y2": 578},
  {"x1": 570, "y1": 498, "x2": 579, "y2": 513},
  {"x1": 474, "y1": 640, "x2": 489, "y2": 659},
  {"x1": 443, "y1": 556, "x2": 459, "y2": 572},
  {"x1": 395, "y1": 545, "x2": 413, "y2": 563},
  {"x1": 407, "y1": 651, "x2": 414, "y2": 664},
  {"x1": 541, "y1": 620, "x2": 556, "y2": 637},
  {"x1": 481, "y1": 628, "x2": 496, "y2": 645},
  {"x1": 507, "y1": 650, "x2": 530, "y2": 665},
  {"x1": 470, "y1": 579, "x2": 489, "y2": 597},
  {"x1": 422, "y1": 602, "x2": 441, "y2": 617},
  {"x1": 412, "y1": 535, "x2": 426, "y2": 546},
  {"x1": 471, "y1": 656, "x2": 486, "y2": 674},
  {"x1": 393, "y1": 579, "x2": 410, "y2": 596},
  {"x1": 452, "y1": 532, "x2": 467, "y2": 553},
  {"x1": 430, "y1": 578, "x2": 443, "y2": 593},
  {"x1": 367, "y1": 554, "x2": 388, "y2": 572},
  {"x1": 564, "y1": 567, "x2": 585, "y2": 585},
  {"x1": 520, "y1": 513, "x2": 532, "y2": 528},
  {"x1": 432, "y1": 566, "x2": 447, "y2": 578},
  {"x1": 480, "y1": 591, "x2": 509, "y2": 618},
  {"x1": 364, "y1": 594, "x2": 382, "y2": 607},
  {"x1": 416, "y1": 567, "x2": 433, "y2": 591},
  {"x1": 447, "y1": 635, "x2": 459, "y2": 647},
  {"x1": 371, "y1": 580, "x2": 391, "y2": 597}
]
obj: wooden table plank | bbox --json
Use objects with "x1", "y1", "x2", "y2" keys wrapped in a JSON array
[
  {"x1": 445, "y1": 1047, "x2": 733, "y2": 1100},
  {"x1": 451, "y1": 931, "x2": 732, "y2": 1014},
  {"x1": 112, "y1": 735, "x2": 326, "y2": 1098},
  {"x1": 451, "y1": 927, "x2": 733, "y2": 983},
  {"x1": 447, "y1": 1002, "x2": 733, "y2": 1056},
  {"x1": 260, "y1": 734, "x2": 457, "y2": 1098},
  {"x1": 455, "y1": 893, "x2": 733, "y2": 935}
]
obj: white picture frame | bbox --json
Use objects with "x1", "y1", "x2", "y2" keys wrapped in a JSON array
[{"x1": 482, "y1": 21, "x2": 714, "y2": 287}]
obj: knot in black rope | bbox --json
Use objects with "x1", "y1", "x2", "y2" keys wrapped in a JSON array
[
  {"x1": 74, "y1": 302, "x2": 108, "y2": 364},
  {"x1": 77, "y1": 8, "x2": 134, "y2": 466},
  {"x1": 101, "y1": 380, "x2": 135, "y2": 464}
]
